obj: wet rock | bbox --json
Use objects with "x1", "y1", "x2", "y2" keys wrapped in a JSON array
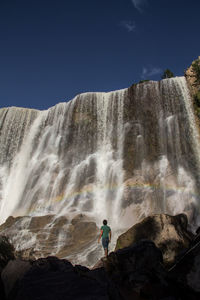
[
  {"x1": 55, "y1": 213, "x2": 98, "y2": 257},
  {"x1": 28, "y1": 215, "x2": 55, "y2": 232},
  {"x1": 115, "y1": 214, "x2": 194, "y2": 266},
  {"x1": 0, "y1": 214, "x2": 98, "y2": 261},
  {"x1": 0, "y1": 217, "x2": 21, "y2": 232},
  {"x1": 92, "y1": 257, "x2": 106, "y2": 270}
]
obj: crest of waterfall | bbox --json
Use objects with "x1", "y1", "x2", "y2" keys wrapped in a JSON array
[
  {"x1": 0, "y1": 107, "x2": 39, "y2": 166},
  {"x1": 0, "y1": 77, "x2": 200, "y2": 263},
  {"x1": 0, "y1": 90, "x2": 126, "y2": 227}
]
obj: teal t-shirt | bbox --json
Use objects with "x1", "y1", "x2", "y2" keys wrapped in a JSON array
[{"x1": 101, "y1": 225, "x2": 111, "y2": 239}]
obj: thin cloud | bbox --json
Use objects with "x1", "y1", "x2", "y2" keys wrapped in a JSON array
[
  {"x1": 141, "y1": 67, "x2": 162, "y2": 78},
  {"x1": 121, "y1": 20, "x2": 136, "y2": 32},
  {"x1": 131, "y1": 0, "x2": 148, "y2": 13}
]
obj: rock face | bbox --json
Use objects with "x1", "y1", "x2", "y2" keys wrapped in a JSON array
[
  {"x1": 0, "y1": 214, "x2": 98, "y2": 263},
  {"x1": 185, "y1": 57, "x2": 200, "y2": 128},
  {"x1": 115, "y1": 213, "x2": 194, "y2": 266},
  {"x1": 2, "y1": 239, "x2": 200, "y2": 300},
  {"x1": 185, "y1": 56, "x2": 200, "y2": 95}
]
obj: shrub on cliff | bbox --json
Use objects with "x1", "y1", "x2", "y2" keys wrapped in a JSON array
[
  {"x1": 161, "y1": 69, "x2": 174, "y2": 79},
  {"x1": 139, "y1": 79, "x2": 150, "y2": 84}
]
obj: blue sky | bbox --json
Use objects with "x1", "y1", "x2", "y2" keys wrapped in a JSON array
[{"x1": 0, "y1": 0, "x2": 200, "y2": 110}]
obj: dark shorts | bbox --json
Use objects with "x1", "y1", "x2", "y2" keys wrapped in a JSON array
[{"x1": 102, "y1": 237, "x2": 109, "y2": 249}]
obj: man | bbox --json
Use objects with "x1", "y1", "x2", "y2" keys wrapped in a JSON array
[{"x1": 98, "y1": 219, "x2": 111, "y2": 257}]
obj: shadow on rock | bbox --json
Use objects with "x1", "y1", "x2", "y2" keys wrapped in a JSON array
[{"x1": 115, "y1": 213, "x2": 194, "y2": 267}]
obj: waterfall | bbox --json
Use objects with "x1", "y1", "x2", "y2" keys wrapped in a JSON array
[
  {"x1": 0, "y1": 107, "x2": 39, "y2": 166},
  {"x1": 0, "y1": 90, "x2": 126, "y2": 226},
  {"x1": 0, "y1": 77, "x2": 200, "y2": 263}
]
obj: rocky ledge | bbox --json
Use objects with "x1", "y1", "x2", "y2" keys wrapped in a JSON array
[
  {"x1": 0, "y1": 213, "x2": 98, "y2": 261},
  {"x1": 0, "y1": 213, "x2": 200, "y2": 300},
  {"x1": 115, "y1": 213, "x2": 194, "y2": 267}
]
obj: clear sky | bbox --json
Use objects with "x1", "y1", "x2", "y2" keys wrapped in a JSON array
[{"x1": 0, "y1": 0, "x2": 200, "y2": 110}]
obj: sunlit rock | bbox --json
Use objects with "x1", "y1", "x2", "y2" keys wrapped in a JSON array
[
  {"x1": 0, "y1": 214, "x2": 98, "y2": 262},
  {"x1": 115, "y1": 213, "x2": 194, "y2": 266}
]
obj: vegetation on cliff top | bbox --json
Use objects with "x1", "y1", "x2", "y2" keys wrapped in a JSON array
[
  {"x1": 161, "y1": 69, "x2": 174, "y2": 79},
  {"x1": 138, "y1": 79, "x2": 150, "y2": 84}
]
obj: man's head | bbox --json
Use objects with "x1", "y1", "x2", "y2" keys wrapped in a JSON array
[{"x1": 103, "y1": 219, "x2": 107, "y2": 225}]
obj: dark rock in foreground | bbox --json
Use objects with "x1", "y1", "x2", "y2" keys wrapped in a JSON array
[
  {"x1": 104, "y1": 240, "x2": 168, "y2": 299},
  {"x1": 169, "y1": 230, "x2": 200, "y2": 293},
  {"x1": 1, "y1": 213, "x2": 200, "y2": 299},
  {"x1": 1, "y1": 239, "x2": 200, "y2": 300},
  {"x1": 2, "y1": 256, "x2": 113, "y2": 300},
  {"x1": 104, "y1": 239, "x2": 199, "y2": 299},
  {"x1": 0, "y1": 236, "x2": 15, "y2": 300},
  {"x1": 0, "y1": 236, "x2": 15, "y2": 271},
  {"x1": 1, "y1": 259, "x2": 31, "y2": 299},
  {"x1": 115, "y1": 213, "x2": 194, "y2": 266}
]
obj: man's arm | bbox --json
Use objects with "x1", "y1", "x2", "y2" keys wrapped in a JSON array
[
  {"x1": 109, "y1": 230, "x2": 111, "y2": 242},
  {"x1": 98, "y1": 229, "x2": 103, "y2": 243}
]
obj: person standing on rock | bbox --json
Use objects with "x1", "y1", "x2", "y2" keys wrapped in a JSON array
[{"x1": 98, "y1": 219, "x2": 111, "y2": 257}]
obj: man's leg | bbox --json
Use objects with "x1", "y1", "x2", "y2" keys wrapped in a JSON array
[{"x1": 104, "y1": 248, "x2": 108, "y2": 257}]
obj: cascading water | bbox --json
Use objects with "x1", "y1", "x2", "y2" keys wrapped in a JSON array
[
  {"x1": 0, "y1": 90, "x2": 126, "y2": 226},
  {"x1": 0, "y1": 77, "x2": 200, "y2": 265}
]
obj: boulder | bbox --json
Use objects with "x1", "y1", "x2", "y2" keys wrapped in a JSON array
[
  {"x1": 2, "y1": 240, "x2": 200, "y2": 300},
  {"x1": 0, "y1": 243, "x2": 167, "y2": 300},
  {"x1": 169, "y1": 230, "x2": 200, "y2": 294},
  {"x1": 6, "y1": 256, "x2": 112, "y2": 300},
  {"x1": 103, "y1": 239, "x2": 199, "y2": 299},
  {"x1": 0, "y1": 214, "x2": 98, "y2": 261},
  {"x1": 103, "y1": 240, "x2": 173, "y2": 299},
  {"x1": 92, "y1": 257, "x2": 106, "y2": 270},
  {"x1": 56, "y1": 213, "x2": 98, "y2": 257},
  {"x1": 1, "y1": 259, "x2": 31, "y2": 298},
  {"x1": 115, "y1": 213, "x2": 194, "y2": 266}
]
